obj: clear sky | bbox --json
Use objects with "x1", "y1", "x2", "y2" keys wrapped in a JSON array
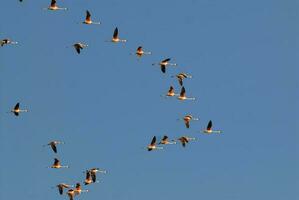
[{"x1": 0, "y1": 0, "x2": 298, "y2": 200}]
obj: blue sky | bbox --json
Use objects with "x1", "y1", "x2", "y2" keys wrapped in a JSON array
[{"x1": 0, "y1": 0, "x2": 298, "y2": 200}]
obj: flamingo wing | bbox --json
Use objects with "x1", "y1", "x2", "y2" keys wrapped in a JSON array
[
  {"x1": 113, "y1": 27, "x2": 118, "y2": 39},
  {"x1": 207, "y1": 120, "x2": 212, "y2": 130}
]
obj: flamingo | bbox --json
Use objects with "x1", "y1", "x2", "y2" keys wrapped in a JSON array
[
  {"x1": 134, "y1": 46, "x2": 151, "y2": 57},
  {"x1": 49, "y1": 158, "x2": 69, "y2": 169},
  {"x1": 73, "y1": 43, "x2": 88, "y2": 54},
  {"x1": 177, "y1": 87, "x2": 195, "y2": 101},
  {"x1": 56, "y1": 183, "x2": 73, "y2": 195},
  {"x1": 67, "y1": 189, "x2": 75, "y2": 200},
  {"x1": 45, "y1": 0, "x2": 67, "y2": 10},
  {"x1": 87, "y1": 168, "x2": 106, "y2": 183},
  {"x1": 152, "y1": 58, "x2": 177, "y2": 73},
  {"x1": 181, "y1": 114, "x2": 199, "y2": 128},
  {"x1": 147, "y1": 136, "x2": 163, "y2": 151},
  {"x1": 44, "y1": 141, "x2": 64, "y2": 153},
  {"x1": 82, "y1": 10, "x2": 100, "y2": 25},
  {"x1": 201, "y1": 120, "x2": 222, "y2": 134},
  {"x1": 177, "y1": 136, "x2": 196, "y2": 147},
  {"x1": 9, "y1": 103, "x2": 28, "y2": 116},
  {"x1": 74, "y1": 183, "x2": 89, "y2": 196},
  {"x1": 108, "y1": 27, "x2": 127, "y2": 43},
  {"x1": 162, "y1": 86, "x2": 179, "y2": 97},
  {"x1": 1, "y1": 38, "x2": 18, "y2": 47},
  {"x1": 171, "y1": 73, "x2": 192, "y2": 86},
  {"x1": 159, "y1": 135, "x2": 176, "y2": 145}
]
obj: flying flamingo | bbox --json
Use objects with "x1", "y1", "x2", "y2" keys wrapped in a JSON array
[
  {"x1": 177, "y1": 87, "x2": 195, "y2": 101},
  {"x1": 44, "y1": 0, "x2": 67, "y2": 10},
  {"x1": 162, "y1": 86, "x2": 179, "y2": 97},
  {"x1": 74, "y1": 183, "x2": 89, "y2": 196},
  {"x1": 44, "y1": 140, "x2": 64, "y2": 153},
  {"x1": 180, "y1": 114, "x2": 199, "y2": 128},
  {"x1": 82, "y1": 10, "x2": 100, "y2": 25},
  {"x1": 171, "y1": 73, "x2": 192, "y2": 86},
  {"x1": 133, "y1": 46, "x2": 151, "y2": 57},
  {"x1": 49, "y1": 158, "x2": 69, "y2": 169},
  {"x1": 177, "y1": 136, "x2": 196, "y2": 147},
  {"x1": 152, "y1": 58, "x2": 177, "y2": 73},
  {"x1": 9, "y1": 103, "x2": 28, "y2": 116},
  {"x1": 201, "y1": 120, "x2": 222, "y2": 134},
  {"x1": 147, "y1": 136, "x2": 163, "y2": 151},
  {"x1": 1, "y1": 38, "x2": 18, "y2": 47},
  {"x1": 107, "y1": 27, "x2": 127, "y2": 43},
  {"x1": 159, "y1": 135, "x2": 176, "y2": 145},
  {"x1": 87, "y1": 168, "x2": 106, "y2": 183},
  {"x1": 73, "y1": 43, "x2": 88, "y2": 54}
]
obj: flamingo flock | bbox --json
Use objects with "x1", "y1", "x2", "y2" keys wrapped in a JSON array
[{"x1": 2, "y1": 0, "x2": 224, "y2": 199}]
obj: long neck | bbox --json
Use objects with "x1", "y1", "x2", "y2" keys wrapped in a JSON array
[
  {"x1": 186, "y1": 97, "x2": 196, "y2": 100},
  {"x1": 212, "y1": 130, "x2": 222, "y2": 134}
]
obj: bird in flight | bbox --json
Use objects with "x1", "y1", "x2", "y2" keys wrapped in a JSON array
[
  {"x1": 147, "y1": 136, "x2": 163, "y2": 151},
  {"x1": 45, "y1": 0, "x2": 67, "y2": 10},
  {"x1": 44, "y1": 141, "x2": 65, "y2": 153},
  {"x1": 49, "y1": 158, "x2": 69, "y2": 169},
  {"x1": 87, "y1": 168, "x2": 106, "y2": 183},
  {"x1": 171, "y1": 73, "x2": 192, "y2": 86},
  {"x1": 181, "y1": 114, "x2": 199, "y2": 128},
  {"x1": 9, "y1": 102, "x2": 28, "y2": 116},
  {"x1": 159, "y1": 135, "x2": 176, "y2": 145},
  {"x1": 177, "y1": 136, "x2": 196, "y2": 147},
  {"x1": 1, "y1": 38, "x2": 18, "y2": 47},
  {"x1": 201, "y1": 120, "x2": 222, "y2": 134},
  {"x1": 82, "y1": 10, "x2": 100, "y2": 25},
  {"x1": 133, "y1": 46, "x2": 151, "y2": 57},
  {"x1": 152, "y1": 58, "x2": 177, "y2": 73},
  {"x1": 177, "y1": 87, "x2": 195, "y2": 101},
  {"x1": 74, "y1": 183, "x2": 89, "y2": 196},
  {"x1": 73, "y1": 43, "x2": 88, "y2": 54},
  {"x1": 162, "y1": 86, "x2": 179, "y2": 97},
  {"x1": 107, "y1": 27, "x2": 127, "y2": 43}
]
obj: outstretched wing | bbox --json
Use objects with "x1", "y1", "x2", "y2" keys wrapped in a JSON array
[
  {"x1": 185, "y1": 121, "x2": 190, "y2": 128},
  {"x1": 178, "y1": 77, "x2": 183, "y2": 86},
  {"x1": 113, "y1": 27, "x2": 118, "y2": 39},
  {"x1": 162, "y1": 135, "x2": 168, "y2": 141},
  {"x1": 50, "y1": 0, "x2": 56, "y2": 7},
  {"x1": 161, "y1": 65, "x2": 166, "y2": 73},
  {"x1": 51, "y1": 143, "x2": 57, "y2": 153},
  {"x1": 162, "y1": 58, "x2": 171, "y2": 62},
  {"x1": 207, "y1": 120, "x2": 212, "y2": 130},
  {"x1": 14, "y1": 102, "x2": 20, "y2": 110},
  {"x1": 86, "y1": 10, "x2": 91, "y2": 21},
  {"x1": 58, "y1": 185, "x2": 63, "y2": 195},
  {"x1": 54, "y1": 158, "x2": 60, "y2": 165},
  {"x1": 180, "y1": 87, "x2": 186, "y2": 97},
  {"x1": 150, "y1": 136, "x2": 156, "y2": 145},
  {"x1": 91, "y1": 171, "x2": 97, "y2": 182}
]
